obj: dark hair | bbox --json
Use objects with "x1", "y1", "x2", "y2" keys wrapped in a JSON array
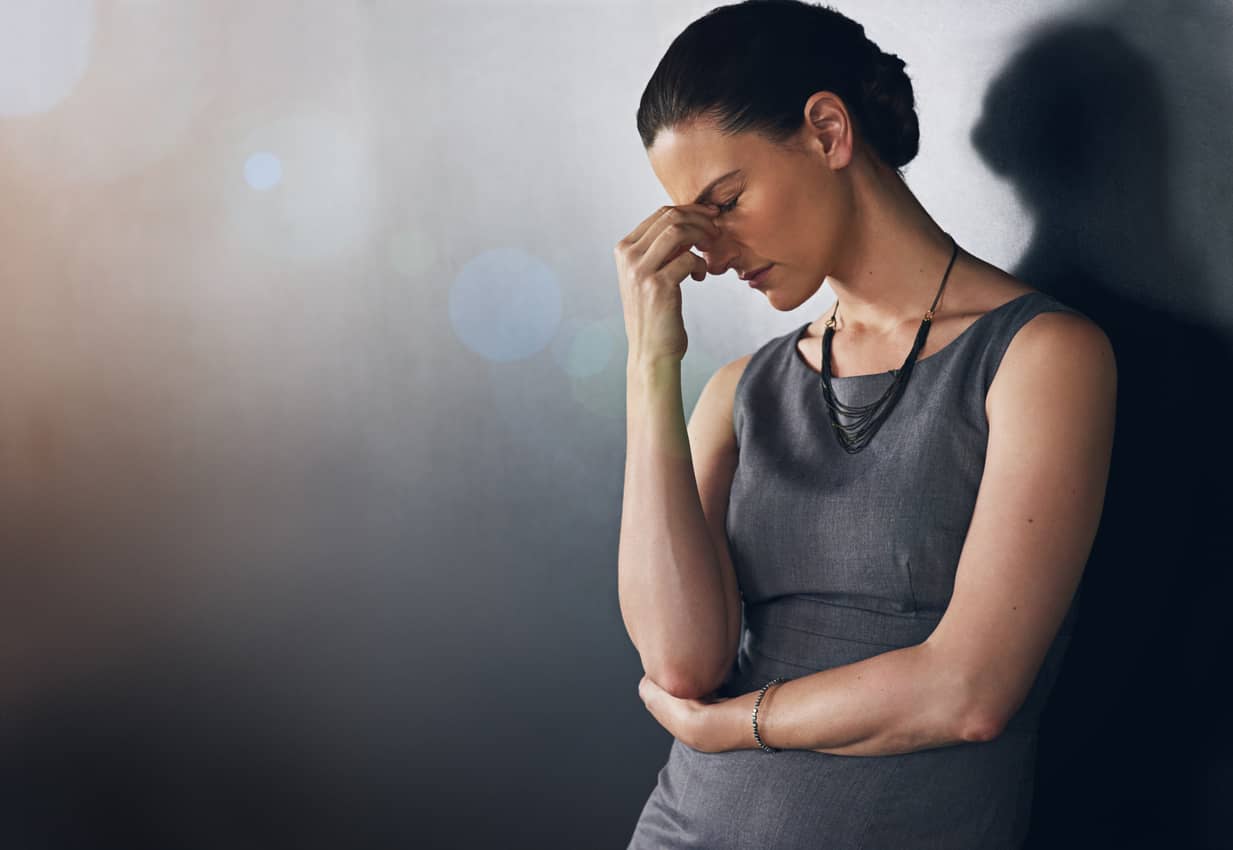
[{"x1": 636, "y1": 0, "x2": 919, "y2": 174}]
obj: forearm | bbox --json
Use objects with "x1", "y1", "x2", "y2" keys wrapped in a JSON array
[
  {"x1": 726, "y1": 642, "x2": 983, "y2": 757},
  {"x1": 618, "y1": 358, "x2": 732, "y2": 698}
]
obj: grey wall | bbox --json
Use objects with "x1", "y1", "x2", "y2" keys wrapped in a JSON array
[{"x1": 2, "y1": 1, "x2": 1229, "y2": 848}]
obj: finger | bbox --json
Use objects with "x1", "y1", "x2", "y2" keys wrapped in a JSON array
[
  {"x1": 643, "y1": 204, "x2": 721, "y2": 246},
  {"x1": 622, "y1": 206, "x2": 674, "y2": 246},
  {"x1": 691, "y1": 252, "x2": 708, "y2": 282},
  {"x1": 631, "y1": 204, "x2": 721, "y2": 263},
  {"x1": 625, "y1": 202, "x2": 719, "y2": 247},
  {"x1": 641, "y1": 218, "x2": 719, "y2": 280},
  {"x1": 656, "y1": 247, "x2": 707, "y2": 285}
]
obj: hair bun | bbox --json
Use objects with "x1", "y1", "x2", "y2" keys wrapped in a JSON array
[{"x1": 859, "y1": 48, "x2": 919, "y2": 170}]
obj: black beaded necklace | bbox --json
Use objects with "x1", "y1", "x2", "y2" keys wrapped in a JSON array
[{"x1": 819, "y1": 233, "x2": 959, "y2": 454}]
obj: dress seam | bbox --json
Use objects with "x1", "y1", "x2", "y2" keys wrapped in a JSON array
[
  {"x1": 746, "y1": 644, "x2": 818, "y2": 670},
  {"x1": 791, "y1": 595, "x2": 941, "y2": 621},
  {"x1": 757, "y1": 621, "x2": 903, "y2": 648}
]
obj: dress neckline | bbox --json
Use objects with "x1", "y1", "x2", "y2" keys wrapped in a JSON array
[{"x1": 790, "y1": 291, "x2": 1040, "y2": 381}]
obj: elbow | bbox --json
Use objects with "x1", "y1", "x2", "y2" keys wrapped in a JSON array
[
  {"x1": 941, "y1": 664, "x2": 1010, "y2": 743},
  {"x1": 957, "y1": 710, "x2": 1007, "y2": 743},
  {"x1": 644, "y1": 668, "x2": 706, "y2": 701},
  {"x1": 641, "y1": 636, "x2": 738, "y2": 702},
  {"x1": 957, "y1": 680, "x2": 1018, "y2": 742},
  {"x1": 646, "y1": 656, "x2": 733, "y2": 702},
  {"x1": 921, "y1": 643, "x2": 1007, "y2": 744},
  {"x1": 657, "y1": 666, "x2": 728, "y2": 701},
  {"x1": 661, "y1": 677, "x2": 712, "y2": 701}
]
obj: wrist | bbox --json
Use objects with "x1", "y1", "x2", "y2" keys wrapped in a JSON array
[
  {"x1": 626, "y1": 355, "x2": 681, "y2": 381},
  {"x1": 723, "y1": 691, "x2": 763, "y2": 752},
  {"x1": 749, "y1": 679, "x2": 788, "y2": 753}
]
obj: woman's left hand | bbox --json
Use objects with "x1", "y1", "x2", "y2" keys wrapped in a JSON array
[{"x1": 637, "y1": 674, "x2": 753, "y2": 753}]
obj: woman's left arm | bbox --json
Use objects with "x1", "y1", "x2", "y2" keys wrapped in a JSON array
[{"x1": 638, "y1": 311, "x2": 1117, "y2": 756}]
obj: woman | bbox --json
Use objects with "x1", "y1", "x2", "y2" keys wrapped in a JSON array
[{"x1": 615, "y1": 2, "x2": 1116, "y2": 848}]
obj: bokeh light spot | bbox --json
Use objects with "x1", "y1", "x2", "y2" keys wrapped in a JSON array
[
  {"x1": 450, "y1": 248, "x2": 562, "y2": 363},
  {"x1": 0, "y1": 0, "x2": 94, "y2": 117},
  {"x1": 226, "y1": 110, "x2": 377, "y2": 262},
  {"x1": 554, "y1": 317, "x2": 616, "y2": 379},
  {"x1": 244, "y1": 152, "x2": 283, "y2": 191}
]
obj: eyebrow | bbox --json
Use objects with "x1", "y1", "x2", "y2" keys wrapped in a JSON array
[{"x1": 692, "y1": 169, "x2": 743, "y2": 205}]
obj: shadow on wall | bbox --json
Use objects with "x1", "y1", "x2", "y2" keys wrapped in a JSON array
[{"x1": 969, "y1": 7, "x2": 1233, "y2": 850}]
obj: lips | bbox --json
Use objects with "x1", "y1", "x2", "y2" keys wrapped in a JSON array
[{"x1": 740, "y1": 263, "x2": 774, "y2": 281}]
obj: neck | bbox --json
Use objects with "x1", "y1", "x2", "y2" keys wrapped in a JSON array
[{"x1": 824, "y1": 159, "x2": 959, "y2": 336}]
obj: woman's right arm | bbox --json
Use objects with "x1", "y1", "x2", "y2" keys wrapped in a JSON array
[
  {"x1": 613, "y1": 202, "x2": 739, "y2": 701},
  {"x1": 619, "y1": 354, "x2": 748, "y2": 701}
]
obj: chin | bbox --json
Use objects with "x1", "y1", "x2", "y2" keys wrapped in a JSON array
[
  {"x1": 759, "y1": 289, "x2": 798, "y2": 311},
  {"x1": 756, "y1": 284, "x2": 804, "y2": 311}
]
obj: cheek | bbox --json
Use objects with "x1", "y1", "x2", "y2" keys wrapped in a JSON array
[
  {"x1": 771, "y1": 182, "x2": 823, "y2": 233},
  {"x1": 748, "y1": 206, "x2": 803, "y2": 261}
]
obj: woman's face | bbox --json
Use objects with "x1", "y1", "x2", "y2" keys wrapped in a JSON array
[{"x1": 646, "y1": 114, "x2": 855, "y2": 309}]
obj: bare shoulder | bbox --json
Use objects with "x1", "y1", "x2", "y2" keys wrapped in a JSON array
[
  {"x1": 954, "y1": 257, "x2": 1116, "y2": 410},
  {"x1": 712, "y1": 352, "x2": 755, "y2": 395},
  {"x1": 687, "y1": 353, "x2": 755, "y2": 453},
  {"x1": 988, "y1": 305, "x2": 1117, "y2": 419}
]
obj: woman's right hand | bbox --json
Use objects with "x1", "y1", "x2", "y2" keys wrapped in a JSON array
[{"x1": 614, "y1": 203, "x2": 722, "y2": 367}]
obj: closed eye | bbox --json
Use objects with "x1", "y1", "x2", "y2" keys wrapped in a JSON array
[{"x1": 716, "y1": 195, "x2": 739, "y2": 214}]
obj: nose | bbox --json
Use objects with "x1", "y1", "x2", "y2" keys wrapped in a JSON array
[{"x1": 698, "y1": 230, "x2": 739, "y2": 277}]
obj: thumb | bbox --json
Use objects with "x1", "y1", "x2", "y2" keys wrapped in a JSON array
[{"x1": 691, "y1": 254, "x2": 707, "y2": 282}]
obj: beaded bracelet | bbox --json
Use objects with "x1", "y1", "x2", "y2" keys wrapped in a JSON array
[{"x1": 752, "y1": 676, "x2": 787, "y2": 753}]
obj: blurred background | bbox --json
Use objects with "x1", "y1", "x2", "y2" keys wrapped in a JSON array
[{"x1": 1, "y1": 1, "x2": 1230, "y2": 848}]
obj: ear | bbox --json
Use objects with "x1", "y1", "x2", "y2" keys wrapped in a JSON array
[{"x1": 802, "y1": 91, "x2": 854, "y2": 169}]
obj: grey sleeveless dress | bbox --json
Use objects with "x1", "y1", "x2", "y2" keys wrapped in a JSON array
[{"x1": 627, "y1": 291, "x2": 1087, "y2": 850}]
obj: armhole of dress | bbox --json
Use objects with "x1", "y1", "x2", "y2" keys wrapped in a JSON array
[
  {"x1": 731, "y1": 354, "x2": 754, "y2": 447},
  {"x1": 982, "y1": 301, "x2": 1088, "y2": 396},
  {"x1": 730, "y1": 329, "x2": 785, "y2": 446}
]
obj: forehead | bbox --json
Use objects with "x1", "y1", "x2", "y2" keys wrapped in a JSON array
[{"x1": 647, "y1": 121, "x2": 767, "y2": 206}]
